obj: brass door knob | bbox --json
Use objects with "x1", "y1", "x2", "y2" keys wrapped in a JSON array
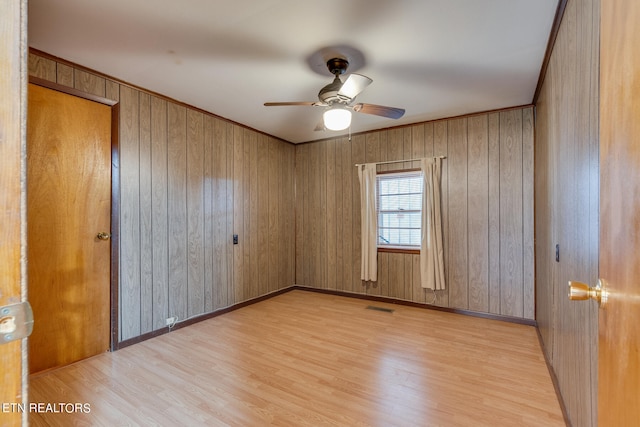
[
  {"x1": 96, "y1": 232, "x2": 111, "y2": 241},
  {"x1": 568, "y1": 279, "x2": 608, "y2": 306}
]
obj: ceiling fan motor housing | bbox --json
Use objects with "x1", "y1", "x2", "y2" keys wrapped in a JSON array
[
  {"x1": 318, "y1": 58, "x2": 352, "y2": 104},
  {"x1": 326, "y1": 58, "x2": 349, "y2": 75}
]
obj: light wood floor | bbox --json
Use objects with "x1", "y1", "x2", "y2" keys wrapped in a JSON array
[{"x1": 29, "y1": 290, "x2": 564, "y2": 426}]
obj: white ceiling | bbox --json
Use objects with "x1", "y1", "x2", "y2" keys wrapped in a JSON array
[{"x1": 28, "y1": 0, "x2": 558, "y2": 144}]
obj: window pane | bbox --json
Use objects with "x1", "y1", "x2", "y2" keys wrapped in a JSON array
[{"x1": 376, "y1": 171, "x2": 424, "y2": 248}]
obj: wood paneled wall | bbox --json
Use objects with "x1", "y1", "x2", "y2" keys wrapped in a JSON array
[
  {"x1": 534, "y1": 0, "x2": 600, "y2": 425},
  {"x1": 28, "y1": 52, "x2": 296, "y2": 342},
  {"x1": 295, "y1": 108, "x2": 535, "y2": 319}
]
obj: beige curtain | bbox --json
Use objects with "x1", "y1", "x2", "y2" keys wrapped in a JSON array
[
  {"x1": 358, "y1": 163, "x2": 378, "y2": 281},
  {"x1": 420, "y1": 158, "x2": 445, "y2": 290}
]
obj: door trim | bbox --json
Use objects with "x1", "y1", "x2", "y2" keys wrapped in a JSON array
[{"x1": 29, "y1": 76, "x2": 121, "y2": 351}]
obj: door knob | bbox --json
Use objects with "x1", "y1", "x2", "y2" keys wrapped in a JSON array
[
  {"x1": 568, "y1": 279, "x2": 608, "y2": 307},
  {"x1": 96, "y1": 232, "x2": 111, "y2": 241}
]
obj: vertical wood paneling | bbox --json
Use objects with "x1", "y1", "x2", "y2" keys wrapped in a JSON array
[
  {"x1": 307, "y1": 143, "x2": 319, "y2": 287},
  {"x1": 341, "y1": 137, "x2": 353, "y2": 292},
  {"x1": 499, "y1": 110, "x2": 524, "y2": 317},
  {"x1": 311, "y1": 142, "x2": 322, "y2": 287},
  {"x1": 139, "y1": 92, "x2": 153, "y2": 334},
  {"x1": 377, "y1": 251, "x2": 389, "y2": 296},
  {"x1": 74, "y1": 70, "x2": 105, "y2": 97},
  {"x1": 389, "y1": 253, "x2": 405, "y2": 299},
  {"x1": 150, "y1": 96, "x2": 169, "y2": 330},
  {"x1": 257, "y1": 134, "x2": 269, "y2": 295},
  {"x1": 28, "y1": 52, "x2": 536, "y2": 346},
  {"x1": 203, "y1": 116, "x2": 214, "y2": 312},
  {"x1": 295, "y1": 108, "x2": 533, "y2": 320},
  {"x1": 404, "y1": 254, "x2": 413, "y2": 301},
  {"x1": 403, "y1": 127, "x2": 413, "y2": 169},
  {"x1": 535, "y1": 81, "x2": 554, "y2": 346},
  {"x1": 211, "y1": 117, "x2": 229, "y2": 309},
  {"x1": 318, "y1": 141, "x2": 328, "y2": 288},
  {"x1": 119, "y1": 85, "x2": 141, "y2": 340},
  {"x1": 27, "y1": 52, "x2": 297, "y2": 346},
  {"x1": 433, "y1": 121, "x2": 449, "y2": 307},
  {"x1": 388, "y1": 128, "x2": 403, "y2": 164},
  {"x1": 488, "y1": 113, "x2": 501, "y2": 315},
  {"x1": 535, "y1": 0, "x2": 600, "y2": 424},
  {"x1": 268, "y1": 137, "x2": 280, "y2": 292},
  {"x1": 447, "y1": 118, "x2": 468, "y2": 310},
  {"x1": 372, "y1": 252, "x2": 387, "y2": 296},
  {"x1": 187, "y1": 110, "x2": 205, "y2": 316},
  {"x1": 301, "y1": 144, "x2": 311, "y2": 287},
  {"x1": 232, "y1": 126, "x2": 244, "y2": 304},
  {"x1": 365, "y1": 132, "x2": 380, "y2": 296},
  {"x1": 242, "y1": 131, "x2": 254, "y2": 297},
  {"x1": 424, "y1": 122, "x2": 434, "y2": 156},
  {"x1": 167, "y1": 103, "x2": 188, "y2": 320},
  {"x1": 467, "y1": 115, "x2": 489, "y2": 312},
  {"x1": 249, "y1": 131, "x2": 259, "y2": 298},
  {"x1": 285, "y1": 143, "x2": 296, "y2": 287},
  {"x1": 351, "y1": 135, "x2": 366, "y2": 293},
  {"x1": 28, "y1": 53, "x2": 56, "y2": 81},
  {"x1": 242, "y1": 130, "x2": 252, "y2": 300},
  {"x1": 411, "y1": 123, "x2": 426, "y2": 165},
  {"x1": 522, "y1": 108, "x2": 535, "y2": 320},
  {"x1": 294, "y1": 143, "x2": 305, "y2": 285},
  {"x1": 276, "y1": 141, "x2": 285, "y2": 291},
  {"x1": 224, "y1": 121, "x2": 235, "y2": 306},
  {"x1": 412, "y1": 254, "x2": 425, "y2": 303},
  {"x1": 377, "y1": 130, "x2": 389, "y2": 171},
  {"x1": 56, "y1": 63, "x2": 74, "y2": 87},
  {"x1": 326, "y1": 139, "x2": 337, "y2": 290},
  {"x1": 365, "y1": 131, "x2": 380, "y2": 163},
  {"x1": 334, "y1": 138, "x2": 344, "y2": 291},
  {"x1": 551, "y1": 10, "x2": 577, "y2": 402},
  {"x1": 106, "y1": 80, "x2": 120, "y2": 102}
]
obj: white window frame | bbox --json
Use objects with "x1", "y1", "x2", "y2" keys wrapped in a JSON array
[{"x1": 376, "y1": 169, "x2": 423, "y2": 251}]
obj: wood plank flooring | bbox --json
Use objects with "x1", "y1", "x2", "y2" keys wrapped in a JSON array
[{"x1": 28, "y1": 290, "x2": 564, "y2": 426}]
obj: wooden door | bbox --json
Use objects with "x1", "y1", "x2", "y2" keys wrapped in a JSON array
[
  {"x1": 0, "y1": 1, "x2": 28, "y2": 424},
  {"x1": 598, "y1": 0, "x2": 640, "y2": 424},
  {"x1": 27, "y1": 83, "x2": 112, "y2": 373}
]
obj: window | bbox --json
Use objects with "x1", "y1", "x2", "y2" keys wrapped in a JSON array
[{"x1": 376, "y1": 170, "x2": 423, "y2": 249}]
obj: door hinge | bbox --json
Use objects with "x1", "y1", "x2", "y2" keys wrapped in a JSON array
[{"x1": 0, "y1": 302, "x2": 34, "y2": 344}]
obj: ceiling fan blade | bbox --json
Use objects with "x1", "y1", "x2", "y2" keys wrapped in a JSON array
[
  {"x1": 353, "y1": 103, "x2": 405, "y2": 119},
  {"x1": 264, "y1": 102, "x2": 317, "y2": 107},
  {"x1": 338, "y1": 74, "x2": 372, "y2": 99}
]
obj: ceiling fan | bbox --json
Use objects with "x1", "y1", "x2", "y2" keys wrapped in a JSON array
[{"x1": 264, "y1": 58, "x2": 405, "y2": 131}]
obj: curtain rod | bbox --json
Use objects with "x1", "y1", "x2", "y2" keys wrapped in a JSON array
[{"x1": 354, "y1": 156, "x2": 446, "y2": 167}]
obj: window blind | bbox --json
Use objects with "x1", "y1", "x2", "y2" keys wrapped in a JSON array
[{"x1": 376, "y1": 170, "x2": 423, "y2": 248}]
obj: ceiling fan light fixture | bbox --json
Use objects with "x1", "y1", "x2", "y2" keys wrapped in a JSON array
[{"x1": 323, "y1": 107, "x2": 352, "y2": 131}]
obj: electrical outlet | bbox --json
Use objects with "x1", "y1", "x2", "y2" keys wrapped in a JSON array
[{"x1": 166, "y1": 316, "x2": 177, "y2": 326}]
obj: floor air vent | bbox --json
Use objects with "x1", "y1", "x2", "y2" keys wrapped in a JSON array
[{"x1": 366, "y1": 305, "x2": 395, "y2": 313}]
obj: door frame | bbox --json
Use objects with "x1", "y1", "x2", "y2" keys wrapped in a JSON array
[
  {"x1": 0, "y1": 1, "x2": 27, "y2": 424},
  {"x1": 29, "y1": 76, "x2": 121, "y2": 351}
]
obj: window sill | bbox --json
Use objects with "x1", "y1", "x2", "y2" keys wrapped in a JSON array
[{"x1": 377, "y1": 246, "x2": 420, "y2": 255}]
